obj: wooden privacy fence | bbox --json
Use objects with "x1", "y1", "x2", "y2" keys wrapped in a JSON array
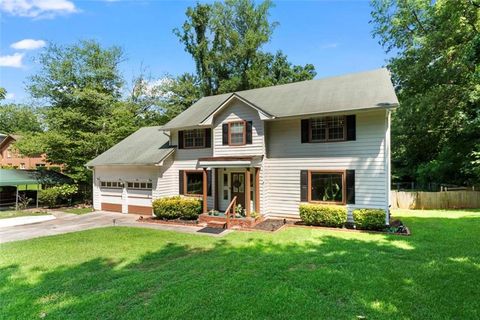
[{"x1": 391, "y1": 190, "x2": 480, "y2": 209}]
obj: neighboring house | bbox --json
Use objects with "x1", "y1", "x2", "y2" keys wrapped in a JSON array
[
  {"x1": 0, "y1": 134, "x2": 51, "y2": 170},
  {"x1": 87, "y1": 68, "x2": 399, "y2": 222}
]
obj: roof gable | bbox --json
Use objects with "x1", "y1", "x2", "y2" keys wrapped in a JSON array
[
  {"x1": 200, "y1": 93, "x2": 274, "y2": 126},
  {"x1": 163, "y1": 68, "x2": 398, "y2": 130}
]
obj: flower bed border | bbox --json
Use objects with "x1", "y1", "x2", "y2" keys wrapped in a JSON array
[{"x1": 137, "y1": 216, "x2": 200, "y2": 227}]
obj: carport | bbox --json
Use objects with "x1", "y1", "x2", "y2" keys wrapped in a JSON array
[{"x1": 0, "y1": 169, "x2": 74, "y2": 210}]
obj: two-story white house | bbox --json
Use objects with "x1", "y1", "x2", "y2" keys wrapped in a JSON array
[{"x1": 86, "y1": 68, "x2": 398, "y2": 223}]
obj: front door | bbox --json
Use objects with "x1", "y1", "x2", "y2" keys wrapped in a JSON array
[{"x1": 231, "y1": 172, "x2": 246, "y2": 210}]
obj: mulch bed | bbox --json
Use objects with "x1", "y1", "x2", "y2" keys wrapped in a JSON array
[
  {"x1": 252, "y1": 219, "x2": 288, "y2": 232},
  {"x1": 137, "y1": 216, "x2": 199, "y2": 226},
  {"x1": 291, "y1": 219, "x2": 410, "y2": 236}
]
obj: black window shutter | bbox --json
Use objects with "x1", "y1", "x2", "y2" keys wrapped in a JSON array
[
  {"x1": 300, "y1": 170, "x2": 308, "y2": 202},
  {"x1": 222, "y1": 123, "x2": 228, "y2": 145},
  {"x1": 205, "y1": 128, "x2": 211, "y2": 148},
  {"x1": 346, "y1": 115, "x2": 356, "y2": 141},
  {"x1": 301, "y1": 119, "x2": 309, "y2": 143},
  {"x1": 207, "y1": 170, "x2": 212, "y2": 196},
  {"x1": 178, "y1": 131, "x2": 184, "y2": 149},
  {"x1": 246, "y1": 121, "x2": 253, "y2": 144},
  {"x1": 346, "y1": 170, "x2": 355, "y2": 204},
  {"x1": 179, "y1": 170, "x2": 184, "y2": 195}
]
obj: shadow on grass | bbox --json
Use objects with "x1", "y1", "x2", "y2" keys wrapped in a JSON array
[{"x1": 1, "y1": 215, "x2": 480, "y2": 319}]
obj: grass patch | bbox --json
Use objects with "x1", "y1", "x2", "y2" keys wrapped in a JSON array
[
  {"x1": 1, "y1": 209, "x2": 479, "y2": 319},
  {"x1": 62, "y1": 207, "x2": 94, "y2": 215},
  {"x1": 0, "y1": 210, "x2": 48, "y2": 219}
]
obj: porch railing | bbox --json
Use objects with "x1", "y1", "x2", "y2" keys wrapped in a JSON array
[{"x1": 224, "y1": 196, "x2": 237, "y2": 229}]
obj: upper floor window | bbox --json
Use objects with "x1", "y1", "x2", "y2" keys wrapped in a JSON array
[
  {"x1": 229, "y1": 121, "x2": 246, "y2": 145},
  {"x1": 310, "y1": 116, "x2": 346, "y2": 142},
  {"x1": 184, "y1": 129, "x2": 205, "y2": 148},
  {"x1": 178, "y1": 128, "x2": 211, "y2": 149},
  {"x1": 6, "y1": 149, "x2": 12, "y2": 158}
]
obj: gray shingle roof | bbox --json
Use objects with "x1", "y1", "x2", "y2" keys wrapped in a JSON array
[
  {"x1": 86, "y1": 126, "x2": 174, "y2": 167},
  {"x1": 164, "y1": 68, "x2": 398, "y2": 129}
]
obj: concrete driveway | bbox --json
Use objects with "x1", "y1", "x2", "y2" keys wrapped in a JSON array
[{"x1": 0, "y1": 211, "x2": 230, "y2": 244}]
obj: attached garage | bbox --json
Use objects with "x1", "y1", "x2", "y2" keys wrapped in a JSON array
[
  {"x1": 86, "y1": 126, "x2": 175, "y2": 215},
  {"x1": 98, "y1": 179, "x2": 155, "y2": 214}
]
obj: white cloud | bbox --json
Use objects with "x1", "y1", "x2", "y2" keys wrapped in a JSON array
[
  {"x1": 0, "y1": 53, "x2": 24, "y2": 68},
  {"x1": 0, "y1": 0, "x2": 78, "y2": 18},
  {"x1": 5, "y1": 93, "x2": 15, "y2": 100},
  {"x1": 11, "y1": 39, "x2": 46, "y2": 50},
  {"x1": 321, "y1": 43, "x2": 339, "y2": 49}
]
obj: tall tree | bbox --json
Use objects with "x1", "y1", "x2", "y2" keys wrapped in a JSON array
[
  {"x1": 371, "y1": 0, "x2": 480, "y2": 185},
  {"x1": 22, "y1": 40, "x2": 130, "y2": 182},
  {"x1": 175, "y1": 0, "x2": 316, "y2": 96}
]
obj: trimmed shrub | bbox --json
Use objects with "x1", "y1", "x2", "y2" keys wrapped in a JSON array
[
  {"x1": 299, "y1": 204, "x2": 347, "y2": 227},
  {"x1": 152, "y1": 196, "x2": 202, "y2": 220},
  {"x1": 353, "y1": 209, "x2": 386, "y2": 230},
  {"x1": 39, "y1": 184, "x2": 78, "y2": 208}
]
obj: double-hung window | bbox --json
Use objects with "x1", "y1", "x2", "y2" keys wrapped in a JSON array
[
  {"x1": 310, "y1": 116, "x2": 346, "y2": 142},
  {"x1": 183, "y1": 129, "x2": 205, "y2": 148},
  {"x1": 228, "y1": 121, "x2": 246, "y2": 145}
]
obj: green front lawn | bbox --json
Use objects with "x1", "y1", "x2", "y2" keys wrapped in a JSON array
[
  {"x1": 0, "y1": 210, "x2": 48, "y2": 219},
  {"x1": 1, "y1": 209, "x2": 479, "y2": 319}
]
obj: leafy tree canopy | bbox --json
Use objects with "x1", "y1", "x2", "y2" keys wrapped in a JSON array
[
  {"x1": 371, "y1": 0, "x2": 480, "y2": 186},
  {"x1": 0, "y1": 104, "x2": 43, "y2": 134},
  {"x1": 175, "y1": 0, "x2": 316, "y2": 96},
  {"x1": 17, "y1": 40, "x2": 169, "y2": 182}
]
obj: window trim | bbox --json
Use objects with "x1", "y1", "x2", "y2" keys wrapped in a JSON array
[
  {"x1": 183, "y1": 170, "x2": 204, "y2": 197},
  {"x1": 126, "y1": 181, "x2": 153, "y2": 190},
  {"x1": 228, "y1": 120, "x2": 247, "y2": 146},
  {"x1": 308, "y1": 116, "x2": 347, "y2": 143},
  {"x1": 307, "y1": 170, "x2": 346, "y2": 205},
  {"x1": 100, "y1": 181, "x2": 124, "y2": 189},
  {"x1": 183, "y1": 129, "x2": 206, "y2": 149}
]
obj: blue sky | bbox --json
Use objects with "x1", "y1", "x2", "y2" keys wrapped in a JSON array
[{"x1": 0, "y1": 0, "x2": 390, "y2": 103}]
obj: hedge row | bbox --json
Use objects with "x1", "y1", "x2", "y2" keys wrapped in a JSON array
[
  {"x1": 299, "y1": 204, "x2": 386, "y2": 230},
  {"x1": 152, "y1": 196, "x2": 201, "y2": 220},
  {"x1": 352, "y1": 208, "x2": 386, "y2": 230},
  {"x1": 299, "y1": 204, "x2": 347, "y2": 227}
]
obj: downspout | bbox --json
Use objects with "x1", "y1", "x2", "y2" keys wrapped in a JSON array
[{"x1": 385, "y1": 109, "x2": 392, "y2": 225}]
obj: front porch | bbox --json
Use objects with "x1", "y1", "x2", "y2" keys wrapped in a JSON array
[{"x1": 197, "y1": 156, "x2": 263, "y2": 228}]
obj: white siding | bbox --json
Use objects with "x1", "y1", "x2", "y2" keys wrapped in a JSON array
[
  {"x1": 155, "y1": 130, "x2": 215, "y2": 209},
  {"x1": 213, "y1": 100, "x2": 265, "y2": 156},
  {"x1": 93, "y1": 105, "x2": 389, "y2": 219},
  {"x1": 264, "y1": 110, "x2": 388, "y2": 218}
]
